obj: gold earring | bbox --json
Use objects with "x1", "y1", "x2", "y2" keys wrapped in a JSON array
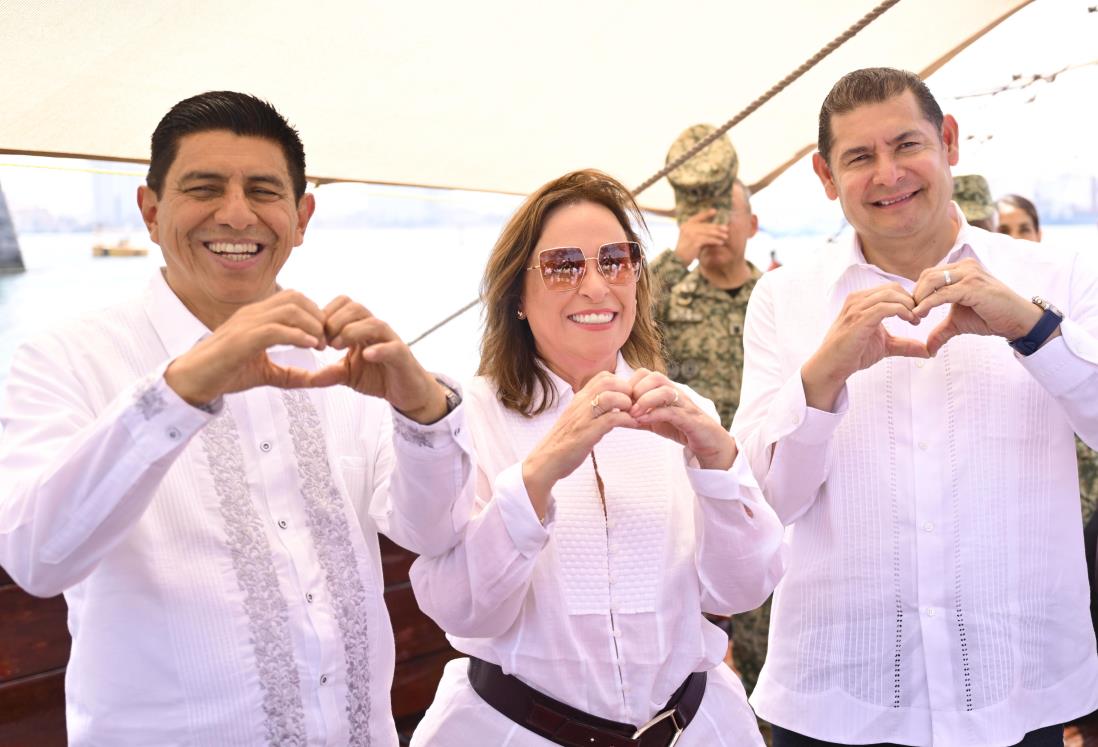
[{"x1": 516, "y1": 309, "x2": 526, "y2": 320}]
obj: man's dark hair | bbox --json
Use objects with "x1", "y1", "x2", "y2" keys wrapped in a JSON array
[
  {"x1": 146, "y1": 91, "x2": 307, "y2": 199},
  {"x1": 818, "y1": 68, "x2": 944, "y2": 164}
]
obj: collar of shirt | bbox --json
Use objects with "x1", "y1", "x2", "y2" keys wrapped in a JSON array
[
  {"x1": 142, "y1": 269, "x2": 213, "y2": 359},
  {"x1": 824, "y1": 202, "x2": 993, "y2": 298},
  {"x1": 537, "y1": 353, "x2": 634, "y2": 399}
]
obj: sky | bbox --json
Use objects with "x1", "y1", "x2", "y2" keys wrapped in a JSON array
[{"x1": 1, "y1": 0, "x2": 1096, "y2": 234}]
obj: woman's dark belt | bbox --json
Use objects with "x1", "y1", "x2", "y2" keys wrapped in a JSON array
[{"x1": 467, "y1": 657, "x2": 707, "y2": 747}]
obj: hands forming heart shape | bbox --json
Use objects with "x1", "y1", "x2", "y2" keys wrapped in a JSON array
[
  {"x1": 803, "y1": 258, "x2": 1045, "y2": 411},
  {"x1": 164, "y1": 290, "x2": 446, "y2": 423},
  {"x1": 521, "y1": 368, "x2": 738, "y2": 514}
]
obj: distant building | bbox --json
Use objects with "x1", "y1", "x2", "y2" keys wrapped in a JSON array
[
  {"x1": 0, "y1": 180, "x2": 25, "y2": 273},
  {"x1": 91, "y1": 163, "x2": 144, "y2": 230}
]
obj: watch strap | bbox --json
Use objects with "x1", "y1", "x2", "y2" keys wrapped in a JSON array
[{"x1": 1008, "y1": 299, "x2": 1062, "y2": 356}]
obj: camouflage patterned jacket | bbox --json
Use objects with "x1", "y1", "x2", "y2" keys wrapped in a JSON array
[{"x1": 650, "y1": 250, "x2": 762, "y2": 430}]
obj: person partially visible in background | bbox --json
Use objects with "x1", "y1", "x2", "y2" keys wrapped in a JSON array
[
  {"x1": 952, "y1": 173, "x2": 999, "y2": 231},
  {"x1": 997, "y1": 194, "x2": 1042, "y2": 242}
]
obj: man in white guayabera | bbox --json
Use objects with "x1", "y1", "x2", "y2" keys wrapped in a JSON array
[
  {"x1": 0, "y1": 91, "x2": 474, "y2": 746},
  {"x1": 733, "y1": 67, "x2": 1098, "y2": 747}
]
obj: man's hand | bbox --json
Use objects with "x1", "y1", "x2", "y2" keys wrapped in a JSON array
[
  {"x1": 802, "y1": 283, "x2": 929, "y2": 412},
  {"x1": 674, "y1": 208, "x2": 729, "y2": 265},
  {"x1": 911, "y1": 258, "x2": 1052, "y2": 356},
  {"x1": 165, "y1": 290, "x2": 329, "y2": 406},
  {"x1": 310, "y1": 296, "x2": 449, "y2": 424}
]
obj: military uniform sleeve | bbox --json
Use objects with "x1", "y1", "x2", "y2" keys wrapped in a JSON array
[{"x1": 648, "y1": 249, "x2": 690, "y2": 297}]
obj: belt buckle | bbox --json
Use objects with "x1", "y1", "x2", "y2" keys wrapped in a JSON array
[{"x1": 631, "y1": 707, "x2": 685, "y2": 747}]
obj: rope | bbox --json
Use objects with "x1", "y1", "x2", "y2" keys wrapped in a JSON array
[
  {"x1": 407, "y1": 298, "x2": 481, "y2": 346},
  {"x1": 409, "y1": 0, "x2": 903, "y2": 346},
  {"x1": 632, "y1": 0, "x2": 903, "y2": 196}
]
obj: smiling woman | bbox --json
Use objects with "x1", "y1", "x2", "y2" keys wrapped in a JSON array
[{"x1": 406, "y1": 169, "x2": 785, "y2": 747}]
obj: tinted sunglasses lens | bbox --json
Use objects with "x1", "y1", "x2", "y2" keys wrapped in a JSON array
[
  {"x1": 598, "y1": 242, "x2": 641, "y2": 284},
  {"x1": 539, "y1": 248, "x2": 586, "y2": 290}
]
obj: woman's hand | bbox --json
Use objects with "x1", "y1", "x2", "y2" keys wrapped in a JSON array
[
  {"x1": 627, "y1": 368, "x2": 736, "y2": 471},
  {"x1": 522, "y1": 372, "x2": 637, "y2": 518}
]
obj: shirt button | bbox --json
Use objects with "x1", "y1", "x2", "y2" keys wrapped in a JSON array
[
  {"x1": 260, "y1": 441, "x2": 272, "y2": 452},
  {"x1": 306, "y1": 592, "x2": 315, "y2": 604},
  {"x1": 167, "y1": 427, "x2": 181, "y2": 440},
  {"x1": 918, "y1": 441, "x2": 928, "y2": 451},
  {"x1": 925, "y1": 607, "x2": 936, "y2": 617},
  {"x1": 915, "y1": 360, "x2": 926, "y2": 369},
  {"x1": 277, "y1": 519, "x2": 288, "y2": 529},
  {"x1": 922, "y1": 521, "x2": 935, "y2": 532},
  {"x1": 319, "y1": 674, "x2": 328, "y2": 685},
  {"x1": 454, "y1": 427, "x2": 461, "y2": 435},
  {"x1": 791, "y1": 413, "x2": 801, "y2": 425}
]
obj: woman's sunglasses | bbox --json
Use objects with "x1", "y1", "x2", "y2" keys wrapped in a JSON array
[{"x1": 525, "y1": 241, "x2": 643, "y2": 292}]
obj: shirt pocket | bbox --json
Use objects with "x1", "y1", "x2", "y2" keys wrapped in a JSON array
[{"x1": 335, "y1": 455, "x2": 372, "y2": 514}]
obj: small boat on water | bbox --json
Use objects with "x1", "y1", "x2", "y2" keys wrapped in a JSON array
[{"x1": 91, "y1": 238, "x2": 148, "y2": 257}]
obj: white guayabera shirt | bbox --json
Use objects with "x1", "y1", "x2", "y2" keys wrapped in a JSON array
[
  {"x1": 734, "y1": 208, "x2": 1098, "y2": 747},
  {"x1": 0, "y1": 271, "x2": 474, "y2": 747},
  {"x1": 409, "y1": 359, "x2": 785, "y2": 746}
]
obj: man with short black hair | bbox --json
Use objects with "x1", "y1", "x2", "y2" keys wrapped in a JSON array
[
  {"x1": 0, "y1": 91, "x2": 472, "y2": 746},
  {"x1": 734, "y1": 67, "x2": 1098, "y2": 747}
]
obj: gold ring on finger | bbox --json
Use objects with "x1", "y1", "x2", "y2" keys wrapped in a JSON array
[{"x1": 591, "y1": 394, "x2": 604, "y2": 417}]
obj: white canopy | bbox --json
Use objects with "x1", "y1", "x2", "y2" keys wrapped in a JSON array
[{"x1": 0, "y1": 0, "x2": 1029, "y2": 209}]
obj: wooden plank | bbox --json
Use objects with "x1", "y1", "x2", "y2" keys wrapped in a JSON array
[
  {"x1": 0, "y1": 669, "x2": 67, "y2": 746},
  {"x1": 391, "y1": 649, "x2": 461, "y2": 719},
  {"x1": 379, "y1": 535, "x2": 415, "y2": 586},
  {"x1": 0, "y1": 587, "x2": 70, "y2": 684},
  {"x1": 385, "y1": 585, "x2": 449, "y2": 664}
]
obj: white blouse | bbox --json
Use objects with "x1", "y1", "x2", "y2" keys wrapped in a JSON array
[{"x1": 409, "y1": 358, "x2": 784, "y2": 746}]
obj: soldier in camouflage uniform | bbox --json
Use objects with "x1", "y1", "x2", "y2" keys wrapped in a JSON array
[
  {"x1": 953, "y1": 174, "x2": 999, "y2": 232},
  {"x1": 1080, "y1": 438, "x2": 1098, "y2": 523},
  {"x1": 650, "y1": 124, "x2": 771, "y2": 698}
]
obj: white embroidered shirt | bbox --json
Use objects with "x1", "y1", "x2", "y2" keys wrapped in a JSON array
[
  {"x1": 0, "y1": 271, "x2": 474, "y2": 746},
  {"x1": 733, "y1": 210, "x2": 1098, "y2": 747}
]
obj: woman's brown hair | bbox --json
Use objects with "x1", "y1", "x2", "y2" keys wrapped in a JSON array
[{"x1": 478, "y1": 169, "x2": 664, "y2": 416}]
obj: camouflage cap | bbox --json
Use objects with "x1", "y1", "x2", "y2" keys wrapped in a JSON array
[
  {"x1": 953, "y1": 174, "x2": 995, "y2": 222},
  {"x1": 666, "y1": 124, "x2": 738, "y2": 225}
]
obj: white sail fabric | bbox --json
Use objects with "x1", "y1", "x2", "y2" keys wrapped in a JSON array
[{"x1": 0, "y1": 0, "x2": 1029, "y2": 209}]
